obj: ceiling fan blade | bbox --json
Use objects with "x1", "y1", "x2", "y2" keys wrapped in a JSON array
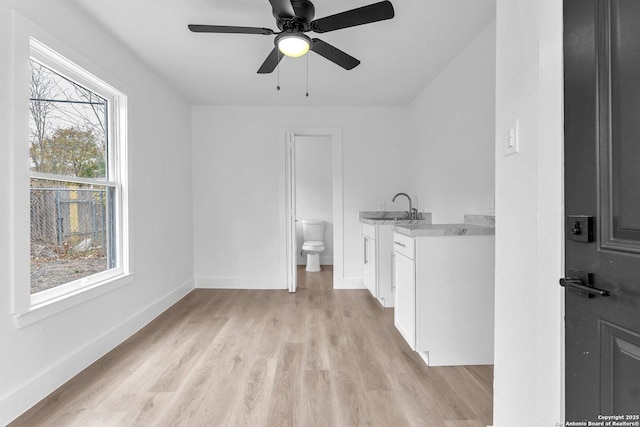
[
  {"x1": 188, "y1": 25, "x2": 274, "y2": 35},
  {"x1": 269, "y1": 0, "x2": 296, "y2": 19},
  {"x1": 257, "y1": 47, "x2": 284, "y2": 74},
  {"x1": 310, "y1": 1, "x2": 395, "y2": 33},
  {"x1": 311, "y1": 38, "x2": 360, "y2": 70}
]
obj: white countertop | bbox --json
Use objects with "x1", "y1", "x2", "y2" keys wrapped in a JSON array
[
  {"x1": 359, "y1": 211, "x2": 432, "y2": 225},
  {"x1": 391, "y1": 215, "x2": 495, "y2": 237}
]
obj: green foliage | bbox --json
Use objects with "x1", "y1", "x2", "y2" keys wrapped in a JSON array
[{"x1": 30, "y1": 127, "x2": 105, "y2": 178}]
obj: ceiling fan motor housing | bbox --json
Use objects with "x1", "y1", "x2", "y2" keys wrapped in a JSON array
[{"x1": 274, "y1": 0, "x2": 316, "y2": 31}]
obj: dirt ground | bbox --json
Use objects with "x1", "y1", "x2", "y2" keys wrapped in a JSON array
[{"x1": 30, "y1": 257, "x2": 108, "y2": 294}]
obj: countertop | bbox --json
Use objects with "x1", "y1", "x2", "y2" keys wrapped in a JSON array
[
  {"x1": 391, "y1": 214, "x2": 495, "y2": 237},
  {"x1": 359, "y1": 211, "x2": 432, "y2": 225}
]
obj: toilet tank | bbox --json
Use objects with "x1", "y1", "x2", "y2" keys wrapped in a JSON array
[{"x1": 301, "y1": 220, "x2": 326, "y2": 241}]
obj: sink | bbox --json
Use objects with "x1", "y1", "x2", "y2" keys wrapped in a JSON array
[
  {"x1": 360, "y1": 211, "x2": 432, "y2": 224},
  {"x1": 360, "y1": 210, "x2": 432, "y2": 223}
]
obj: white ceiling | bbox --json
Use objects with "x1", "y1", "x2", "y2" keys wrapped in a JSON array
[{"x1": 70, "y1": 0, "x2": 495, "y2": 107}]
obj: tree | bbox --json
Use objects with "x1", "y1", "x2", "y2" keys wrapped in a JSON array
[
  {"x1": 30, "y1": 127, "x2": 105, "y2": 178},
  {"x1": 29, "y1": 60, "x2": 55, "y2": 171},
  {"x1": 29, "y1": 59, "x2": 107, "y2": 178}
]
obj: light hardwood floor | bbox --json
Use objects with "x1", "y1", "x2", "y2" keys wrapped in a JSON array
[{"x1": 11, "y1": 266, "x2": 493, "y2": 426}]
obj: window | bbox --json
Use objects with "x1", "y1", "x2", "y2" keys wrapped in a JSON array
[{"x1": 26, "y1": 38, "x2": 128, "y2": 306}]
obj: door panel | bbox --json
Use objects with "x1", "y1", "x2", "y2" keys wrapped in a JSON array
[
  {"x1": 393, "y1": 252, "x2": 415, "y2": 350},
  {"x1": 600, "y1": 321, "x2": 640, "y2": 414},
  {"x1": 564, "y1": 0, "x2": 640, "y2": 419},
  {"x1": 602, "y1": 0, "x2": 640, "y2": 250}
]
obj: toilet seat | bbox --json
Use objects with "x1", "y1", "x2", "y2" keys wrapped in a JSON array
[{"x1": 302, "y1": 241, "x2": 325, "y2": 252}]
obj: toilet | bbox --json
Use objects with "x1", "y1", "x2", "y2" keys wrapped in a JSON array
[{"x1": 301, "y1": 220, "x2": 326, "y2": 272}]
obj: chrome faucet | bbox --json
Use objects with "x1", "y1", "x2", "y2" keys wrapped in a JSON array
[{"x1": 392, "y1": 192, "x2": 418, "y2": 219}]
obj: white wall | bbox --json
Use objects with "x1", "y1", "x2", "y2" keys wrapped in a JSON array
[
  {"x1": 0, "y1": 1, "x2": 194, "y2": 424},
  {"x1": 295, "y1": 135, "x2": 333, "y2": 265},
  {"x1": 494, "y1": 0, "x2": 564, "y2": 425},
  {"x1": 192, "y1": 106, "x2": 411, "y2": 289},
  {"x1": 408, "y1": 21, "x2": 496, "y2": 223},
  {"x1": 0, "y1": 0, "x2": 568, "y2": 424}
]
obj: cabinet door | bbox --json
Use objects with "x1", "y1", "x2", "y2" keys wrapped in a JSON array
[
  {"x1": 362, "y1": 235, "x2": 376, "y2": 296},
  {"x1": 394, "y1": 252, "x2": 415, "y2": 350}
]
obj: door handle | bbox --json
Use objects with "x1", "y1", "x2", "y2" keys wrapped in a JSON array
[
  {"x1": 559, "y1": 277, "x2": 611, "y2": 297},
  {"x1": 364, "y1": 238, "x2": 368, "y2": 264},
  {"x1": 391, "y1": 252, "x2": 396, "y2": 291}
]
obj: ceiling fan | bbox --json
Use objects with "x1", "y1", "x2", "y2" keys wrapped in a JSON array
[{"x1": 188, "y1": 0, "x2": 395, "y2": 74}]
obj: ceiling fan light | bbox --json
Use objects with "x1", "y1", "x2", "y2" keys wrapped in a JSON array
[{"x1": 277, "y1": 34, "x2": 311, "y2": 58}]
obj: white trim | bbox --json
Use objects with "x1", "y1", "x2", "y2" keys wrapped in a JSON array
[
  {"x1": 0, "y1": 279, "x2": 194, "y2": 426},
  {"x1": 285, "y1": 132, "x2": 297, "y2": 292},
  {"x1": 536, "y1": 0, "x2": 565, "y2": 423},
  {"x1": 29, "y1": 37, "x2": 120, "y2": 102},
  {"x1": 332, "y1": 130, "x2": 345, "y2": 287},
  {"x1": 195, "y1": 276, "x2": 287, "y2": 290},
  {"x1": 30, "y1": 266, "x2": 126, "y2": 306},
  {"x1": 30, "y1": 172, "x2": 119, "y2": 187},
  {"x1": 333, "y1": 277, "x2": 366, "y2": 289},
  {"x1": 280, "y1": 127, "x2": 344, "y2": 291},
  {"x1": 417, "y1": 351, "x2": 429, "y2": 366},
  {"x1": 11, "y1": 10, "x2": 33, "y2": 315},
  {"x1": 319, "y1": 255, "x2": 333, "y2": 265},
  {"x1": 11, "y1": 13, "x2": 131, "y2": 316},
  {"x1": 14, "y1": 273, "x2": 134, "y2": 328}
]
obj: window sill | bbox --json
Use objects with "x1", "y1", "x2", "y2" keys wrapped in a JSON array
[{"x1": 13, "y1": 273, "x2": 134, "y2": 328}]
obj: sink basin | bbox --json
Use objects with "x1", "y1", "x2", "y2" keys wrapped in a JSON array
[{"x1": 360, "y1": 211, "x2": 432, "y2": 224}]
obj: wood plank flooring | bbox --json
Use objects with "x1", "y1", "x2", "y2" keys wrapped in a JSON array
[{"x1": 10, "y1": 266, "x2": 493, "y2": 426}]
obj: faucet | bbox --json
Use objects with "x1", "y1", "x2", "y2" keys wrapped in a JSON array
[{"x1": 392, "y1": 192, "x2": 418, "y2": 219}]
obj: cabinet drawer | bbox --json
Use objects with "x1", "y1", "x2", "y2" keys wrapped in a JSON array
[
  {"x1": 361, "y1": 223, "x2": 376, "y2": 239},
  {"x1": 392, "y1": 233, "x2": 415, "y2": 259}
]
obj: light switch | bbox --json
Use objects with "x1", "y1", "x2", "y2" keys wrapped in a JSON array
[{"x1": 504, "y1": 121, "x2": 519, "y2": 156}]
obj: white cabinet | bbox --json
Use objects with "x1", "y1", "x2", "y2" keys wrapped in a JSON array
[
  {"x1": 393, "y1": 249, "x2": 415, "y2": 350},
  {"x1": 361, "y1": 223, "x2": 395, "y2": 307},
  {"x1": 392, "y1": 231, "x2": 495, "y2": 366}
]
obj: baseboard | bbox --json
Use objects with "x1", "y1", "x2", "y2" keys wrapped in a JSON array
[
  {"x1": 333, "y1": 277, "x2": 366, "y2": 289},
  {"x1": 418, "y1": 351, "x2": 430, "y2": 366},
  {"x1": 319, "y1": 256, "x2": 333, "y2": 265},
  {"x1": 297, "y1": 258, "x2": 334, "y2": 265},
  {"x1": 196, "y1": 276, "x2": 357, "y2": 290},
  {"x1": 0, "y1": 278, "x2": 194, "y2": 426},
  {"x1": 195, "y1": 276, "x2": 287, "y2": 290}
]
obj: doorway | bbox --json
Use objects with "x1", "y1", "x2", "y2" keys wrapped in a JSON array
[
  {"x1": 281, "y1": 127, "x2": 343, "y2": 293},
  {"x1": 294, "y1": 135, "x2": 334, "y2": 269}
]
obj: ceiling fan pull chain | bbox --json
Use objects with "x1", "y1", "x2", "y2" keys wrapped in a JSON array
[
  {"x1": 306, "y1": 53, "x2": 309, "y2": 97},
  {"x1": 277, "y1": 51, "x2": 281, "y2": 91}
]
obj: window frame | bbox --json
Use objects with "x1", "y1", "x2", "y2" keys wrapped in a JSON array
[{"x1": 10, "y1": 15, "x2": 131, "y2": 327}]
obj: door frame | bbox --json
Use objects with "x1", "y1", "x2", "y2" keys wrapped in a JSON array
[{"x1": 280, "y1": 127, "x2": 343, "y2": 292}]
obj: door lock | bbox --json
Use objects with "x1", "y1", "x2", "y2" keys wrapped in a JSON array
[
  {"x1": 566, "y1": 215, "x2": 594, "y2": 243},
  {"x1": 571, "y1": 221, "x2": 582, "y2": 235}
]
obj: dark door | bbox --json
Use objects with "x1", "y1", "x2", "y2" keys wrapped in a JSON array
[{"x1": 564, "y1": 0, "x2": 640, "y2": 420}]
